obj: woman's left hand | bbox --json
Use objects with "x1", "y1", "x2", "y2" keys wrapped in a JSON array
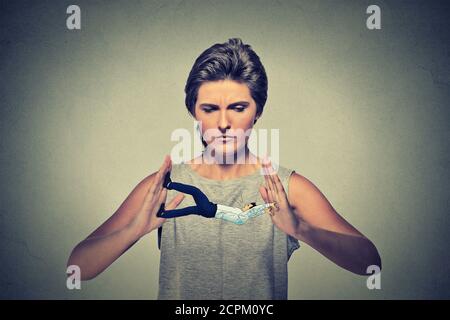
[{"x1": 259, "y1": 159, "x2": 300, "y2": 238}]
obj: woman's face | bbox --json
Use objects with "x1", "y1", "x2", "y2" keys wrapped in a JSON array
[{"x1": 194, "y1": 79, "x2": 258, "y2": 159}]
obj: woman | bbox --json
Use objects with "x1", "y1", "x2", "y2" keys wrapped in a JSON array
[{"x1": 67, "y1": 38, "x2": 381, "y2": 299}]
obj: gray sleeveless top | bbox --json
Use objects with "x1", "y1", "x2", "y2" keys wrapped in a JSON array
[{"x1": 157, "y1": 162, "x2": 300, "y2": 300}]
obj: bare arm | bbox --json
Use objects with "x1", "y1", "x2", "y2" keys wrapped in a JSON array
[
  {"x1": 67, "y1": 219, "x2": 144, "y2": 281},
  {"x1": 66, "y1": 156, "x2": 184, "y2": 280},
  {"x1": 259, "y1": 159, "x2": 381, "y2": 276},
  {"x1": 288, "y1": 173, "x2": 382, "y2": 275}
]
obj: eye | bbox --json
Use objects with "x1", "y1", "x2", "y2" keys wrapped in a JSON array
[
  {"x1": 233, "y1": 105, "x2": 246, "y2": 112},
  {"x1": 202, "y1": 108, "x2": 215, "y2": 113}
]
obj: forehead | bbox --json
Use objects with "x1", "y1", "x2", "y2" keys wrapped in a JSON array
[{"x1": 197, "y1": 80, "x2": 252, "y2": 103}]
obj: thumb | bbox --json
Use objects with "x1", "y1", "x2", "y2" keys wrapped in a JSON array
[
  {"x1": 153, "y1": 188, "x2": 168, "y2": 221},
  {"x1": 259, "y1": 185, "x2": 269, "y2": 203},
  {"x1": 166, "y1": 192, "x2": 185, "y2": 210}
]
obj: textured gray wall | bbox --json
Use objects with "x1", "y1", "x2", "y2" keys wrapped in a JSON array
[{"x1": 0, "y1": 0, "x2": 449, "y2": 299}]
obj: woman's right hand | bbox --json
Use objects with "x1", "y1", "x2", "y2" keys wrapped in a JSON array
[{"x1": 129, "y1": 155, "x2": 185, "y2": 239}]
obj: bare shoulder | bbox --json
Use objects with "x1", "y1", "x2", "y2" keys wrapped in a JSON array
[
  {"x1": 85, "y1": 171, "x2": 158, "y2": 240},
  {"x1": 287, "y1": 172, "x2": 323, "y2": 208},
  {"x1": 287, "y1": 171, "x2": 364, "y2": 237}
]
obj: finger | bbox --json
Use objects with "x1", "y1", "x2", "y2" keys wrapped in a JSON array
[
  {"x1": 261, "y1": 154, "x2": 271, "y2": 166},
  {"x1": 158, "y1": 156, "x2": 170, "y2": 183},
  {"x1": 144, "y1": 178, "x2": 160, "y2": 204},
  {"x1": 157, "y1": 187, "x2": 167, "y2": 204},
  {"x1": 162, "y1": 154, "x2": 169, "y2": 168},
  {"x1": 272, "y1": 171, "x2": 288, "y2": 205},
  {"x1": 157, "y1": 155, "x2": 169, "y2": 178},
  {"x1": 259, "y1": 185, "x2": 269, "y2": 203},
  {"x1": 270, "y1": 174, "x2": 283, "y2": 205},
  {"x1": 167, "y1": 155, "x2": 172, "y2": 171},
  {"x1": 267, "y1": 163, "x2": 280, "y2": 200},
  {"x1": 148, "y1": 158, "x2": 167, "y2": 195},
  {"x1": 153, "y1": 173, "x2": 165, "y2": 196},
  {"x1": 148, "y1": 176, "x2": 162, "y2": 198},
  {"x1": 264, "y1": 179, "x2": 275, "y2": 203},
  {"x1": 165, "y1": 193, "x2": 185, "y2": 210},
  {"x1": 264, "y1": 160, "x2": 279, "y2": 191},
  {"x1": 262, "y1": 165, "x2": 273, "y2": 202},
  {"x1": 154, "y1": 188, "x2": 168, "y2": 218},
  {"x1": 153, "y1": 156, "x2": 171, "y2": 195},
  {"x1": 263, "y1": 164, "x2": 276, "y2": 203}
]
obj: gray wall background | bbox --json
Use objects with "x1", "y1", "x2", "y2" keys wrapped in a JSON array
[{"x1": 1, "y1": 0, "x2": 449, "y2": 299}]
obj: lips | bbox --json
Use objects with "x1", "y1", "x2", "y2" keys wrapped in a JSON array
[{"x1": 216, "y1": 136, "x2": 235, "y2": 143}]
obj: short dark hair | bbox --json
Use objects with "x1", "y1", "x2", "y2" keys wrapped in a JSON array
[{"x1": 184, "y1": 38, "x2": 268, "y2": 119}]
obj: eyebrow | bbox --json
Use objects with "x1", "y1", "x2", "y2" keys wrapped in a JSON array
[{"x1": 199, "y1": 101, "x2": 250, "y2": 108}]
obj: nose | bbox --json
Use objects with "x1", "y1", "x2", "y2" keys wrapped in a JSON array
[{"x1": 217, "y1": 110, "x2": 231, "y2": 133}]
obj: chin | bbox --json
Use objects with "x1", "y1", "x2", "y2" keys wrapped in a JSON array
[{"x1": 205, "y1": 143, "x2": 247, "y2": 163}]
